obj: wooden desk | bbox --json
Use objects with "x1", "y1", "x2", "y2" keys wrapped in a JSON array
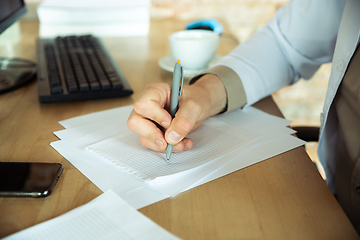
[{"x1": 0, "y1": 19, "x2": 358, "y2": 240}]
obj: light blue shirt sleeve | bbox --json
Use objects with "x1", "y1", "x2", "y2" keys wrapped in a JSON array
[{"x1": 213, "y1": 0, "x2": 345, "y2": 106}]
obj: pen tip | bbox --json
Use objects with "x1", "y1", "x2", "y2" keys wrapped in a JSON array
[
  {"x1": 166, "y1": 158, "x2": 170, "y2": 163},
  {"x1": 177, "y1": 59, "x2": 180, "y2": 64}
]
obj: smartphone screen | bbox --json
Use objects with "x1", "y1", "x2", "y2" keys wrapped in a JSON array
[{"x1": 0, "y1": 162, "x2": 63, "y2": 197}]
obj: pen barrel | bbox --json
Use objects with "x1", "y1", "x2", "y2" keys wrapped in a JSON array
[{"x1": 170, "y1": 63, "x2": 181, "y2": 118}]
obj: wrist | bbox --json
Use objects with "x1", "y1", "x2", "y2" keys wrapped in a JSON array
[{"x1": 191, "y1": 74, "x2": 227, "y2": 116}]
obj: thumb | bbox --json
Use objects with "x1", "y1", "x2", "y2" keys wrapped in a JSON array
[{"x1": 165, "y1": 107, "x2": 200, "y2": 145}]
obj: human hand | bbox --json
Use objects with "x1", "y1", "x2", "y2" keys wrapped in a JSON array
[{"x1": 127, "y1": 74, "x2": 227, "y2": 153}]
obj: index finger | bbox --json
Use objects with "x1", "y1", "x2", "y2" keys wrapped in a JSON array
[{"x1": 133, "y1": 83, "x2": 172, "y2": 128}]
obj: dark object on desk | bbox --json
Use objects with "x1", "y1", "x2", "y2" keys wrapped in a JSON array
[
  {"x1": 0, "y1": 0, "x2": 34, "y2": 94},
  {"x1": 0, "y1": 0, "x2": 27, "y2": 35},
  {"x1": 36, "y1": 35, "x2": 133, "y2": 103},
  {"x1": 292, "y1": 126, "x2": 320, "y2": 142},
  {"x1": 0, "y1": 58, "x2": 36, "y2": 94},
  {"x1": 0, "y1": 162, "x2": 63, "y2": 198}
]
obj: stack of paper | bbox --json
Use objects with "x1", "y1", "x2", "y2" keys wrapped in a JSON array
[
  {"x1": 37, "y1": 0, "x2": 151, "y2": 37},
  {"x1": 4, "y1": 190, "x2": 181, "y2": 240},
  {"x1": 51, "y1": 105, "x2": 305, "y2": 209}
]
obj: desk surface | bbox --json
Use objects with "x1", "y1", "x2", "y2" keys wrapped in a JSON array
[{"x1": 0, "y1": 19, "x2": 358, "y2": 240}]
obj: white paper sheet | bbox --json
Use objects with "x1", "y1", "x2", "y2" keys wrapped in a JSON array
[
  {"x1": 185, "y1": 134, "x2": 305, "y2": 191},
  {"x1": 86, "y1": 118, "x2": 260, "y2": 180},
  {"x1": 3, "y1": 190, "x2": 181, "y2": 240},
  {"x1": 59, "y1": 105, "x2": 133, "y2": 129},
  {"x1": 53, "y1": 118, "x2": 263, "y2": 197},
  {"x1": 50, "y1": 105, "x2": 305, "y2": 209},
  {"x1": 40, "y1": 0, "x2": 151, "y2": 8}
]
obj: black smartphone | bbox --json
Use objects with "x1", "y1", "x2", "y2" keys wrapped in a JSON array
[{"x1": 0, "y1": 162, "x2": 63, "y2": 197}]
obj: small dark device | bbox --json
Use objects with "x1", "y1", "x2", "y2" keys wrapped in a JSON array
[{"x1": 0, "y1": 162, "x2": 63, "y2": 197}]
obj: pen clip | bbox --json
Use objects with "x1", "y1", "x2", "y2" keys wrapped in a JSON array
[{"x1": 179, "y1": 65, "x2": 184, "y2": 96}]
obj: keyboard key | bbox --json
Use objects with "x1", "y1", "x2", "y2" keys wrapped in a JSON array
[
  {"x1": 49, "y1": 75, "x2": 61, "y2": 87},
  {"x1": 99, "y1": 79, "x2": 111, "y2": 90},
  {"x1": 79, "y1": 82, "x2": 90, "y2": 92},
  {"x1": 111, "y1": 81, "x2": 123, "y2": 90},
  {"x1": 68, "y1": 84, "x2": 78, "y2": 93},
  {"x1": 51, "y1": 86, "x2": 62, "y2": 94},
  {"x1": 90, "y1": 81, "x2": 100, "y2": 91}
]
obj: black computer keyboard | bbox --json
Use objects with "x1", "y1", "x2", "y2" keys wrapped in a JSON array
[{"x1": 36, "y1": 35, "x2": 133, "y2": 103}]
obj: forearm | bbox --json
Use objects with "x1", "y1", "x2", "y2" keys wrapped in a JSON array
[{"x1": 209, "y1": 0, "x2": 342, "y2": 107}]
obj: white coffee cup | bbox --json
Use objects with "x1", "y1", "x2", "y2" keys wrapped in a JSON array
[{"x1": 169, "y1": 30, "x2": 220, "y2": 70}]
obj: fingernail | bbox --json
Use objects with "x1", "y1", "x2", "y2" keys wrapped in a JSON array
[
  {"x1": 184, "y1": 142, "x2": 191, "y2": 151},
  {"x1": 156, "y1": 140, "x2": 164, "y2": 149},
  {"x1": 161, "y1": 121, "x2": 170, "y2": 128},
  {"x1": 168, "y1": 130, "x2": 181, "y2": 143}
]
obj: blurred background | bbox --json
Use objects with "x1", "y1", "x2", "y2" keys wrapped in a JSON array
[{"x1": 23, "y1": 0, "x2": 328, "y2": 178}]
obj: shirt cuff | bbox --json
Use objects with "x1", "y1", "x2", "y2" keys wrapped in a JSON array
[{"x1": 189, "y1": 65, "x2": 247, "y2": 113}]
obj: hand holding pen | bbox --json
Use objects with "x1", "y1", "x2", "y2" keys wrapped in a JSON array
[{"x1": 127, "y1": 64, "x2": 227, "y2": 158}]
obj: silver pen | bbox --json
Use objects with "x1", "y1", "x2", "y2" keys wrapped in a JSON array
[{"x1": 165, "y1": 59, "x2": 184, "y2": 162}]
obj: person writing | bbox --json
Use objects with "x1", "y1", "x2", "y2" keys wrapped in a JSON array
[{"x1": 127, "y1": 0, "x2": 360, "y2": 233}]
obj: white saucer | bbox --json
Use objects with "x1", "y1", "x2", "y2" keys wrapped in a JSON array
[{"x1": 158, "y1": 55, "x2": 222, "y2": 77}]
